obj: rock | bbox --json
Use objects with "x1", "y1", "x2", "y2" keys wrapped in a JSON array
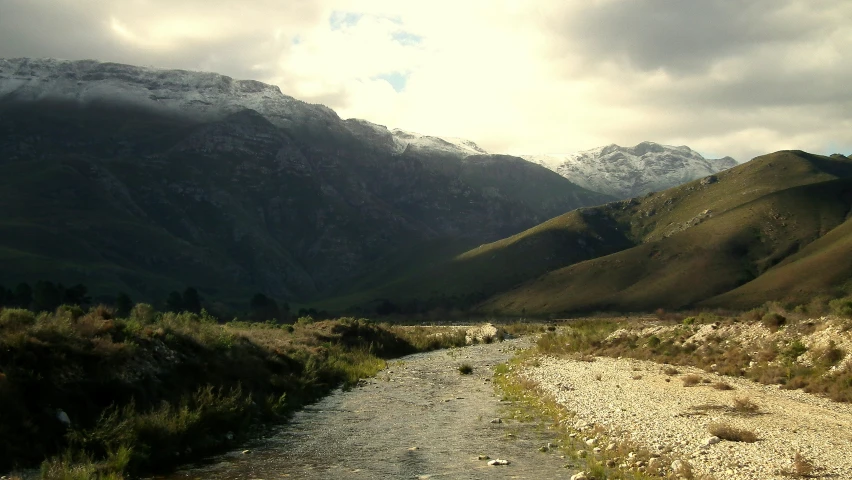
[
  {"x1": 487, "y1": 459, "x2": 510, "y2": 466},
  {"x1": 701, "y1": 175, "x2": 718, "y2": 185},
  {"x1": 606, "y1": 442, "x2": 617, "y2": 451},
  {"x1": 547, "y1": 442, "x2": 558, "y2": 449},
  {"x1": 671, "y1": 459, "x2": 692, "y2": 476},
  {"x1": 241, "y1": 449, "x2": 251, "y2": 455},
  {"x1": 648, "y1": 457, "x2": 662, "y2": 471},
  {"x1": 704, "y1": 436, "x2": 720, "y2": 446},
  {"x1": 408, "y1": 446, "x2": 419, "y2": 451},
  {"x1": 570, "y1": 473, "x2": 589, "y2": 480},
  {"x1": 592, "y1": 447, "x2": 601, "y2": 454},
  {"x1": 490, "y1": 418, "x2": 502, "y2": 424},
  {"x1": 55, "y1": 409, "x2": 71, "y2": 426},
  {"x1": 585, "y1": 438, "x2": 597, "y2": 446},
  {"x1": 478, "y1": 454, "x2": 490, "y2": 460}
]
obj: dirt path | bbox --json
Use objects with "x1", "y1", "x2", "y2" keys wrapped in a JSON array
[
  {"x1": 523, "y1": 355, "x2": 852, "y2": 479},
  {"x1": 157, "y1": 339, "x2": 580, "y2": 479}
]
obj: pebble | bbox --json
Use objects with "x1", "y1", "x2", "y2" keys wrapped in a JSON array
[{"x1": 487, "y1": 459, "x2": 510, "y2": 466}]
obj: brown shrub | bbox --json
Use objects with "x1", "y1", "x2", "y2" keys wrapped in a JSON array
[
  {"x1": 791, "y1": 451, "x2": 814, "y2": 477},
  {"x1": 708, "y1": 423, "x2": 758, "y2": 442},
  {"x1": 731, "y1": 396, "x2": 760, "y2": 415},
  {"x1": 712, "y1": 381, "x2": 735, "y2": 391},
  {"x1": 682, "y1": 374, "x2": 702, "y2": 386},
  {"x1": 663, "y1": 366, "x2": 679, "y2": 376}
]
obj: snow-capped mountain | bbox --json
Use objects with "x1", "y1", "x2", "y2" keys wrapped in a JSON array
[
  {"x1": 0, "y1": 58, "x2": 489, "y2": 160},
  {"x1": 523, "y1": 142, "x2": 738, "y2": 199}
]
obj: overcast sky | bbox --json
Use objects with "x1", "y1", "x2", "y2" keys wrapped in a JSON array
[{"x1": 1, "y1": 0, "x2": 850, "y2": 161}]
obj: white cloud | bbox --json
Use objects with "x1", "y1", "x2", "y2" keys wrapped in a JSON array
[{"x1": 1, "y1": 0, "x2": 851, "y2": 161}]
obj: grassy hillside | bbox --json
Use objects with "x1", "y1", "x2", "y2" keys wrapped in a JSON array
[
  {"x1": 476, "y1": 151, "x2": 852, "y2": 314},
  {"x1": 333, "y1": 151, "x2": 852, "y2": 314}
]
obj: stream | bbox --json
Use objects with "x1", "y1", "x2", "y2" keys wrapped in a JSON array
[{"x1": 156, "y1": 339, "x2": 581, "y2": 479}]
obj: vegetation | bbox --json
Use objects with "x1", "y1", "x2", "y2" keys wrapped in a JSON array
[
  {"x1": 528, "y1": 303, "x2": 852, "y2": 403},
  {"x1": 458, "y1": 363, "x2": 474, "y2": 375},
  {"x1": 0, "y1": 304, "x2": 468, "y2": 477}
]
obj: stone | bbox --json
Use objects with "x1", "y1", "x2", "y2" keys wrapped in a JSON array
[
  {"x1": 478, "y1": 455, "x2": 490, "y2": 460},
  {"x1": 592, "y1": 447, "x2": 601, "y2": 454},
  {"x1": 704, "y1": 436, "x2": 720, "y2": 446},
  {"x1": 490, "y1": 418, "x2": 503, "y2": 424},
  {"x1": 55, "y1": 409, "x2": 71, "y2": 426},
  {"x1": 539, "y1": 446, "x2": 549, "y2": 452},
  {"x1": 409, "y1": 446, "x2": 419, "y2": 451},
  {"x1": 241, "y1": 449, "x2": 251, "y2": 455},
  {"x1": 606, "y1": 442, "x2": 617, "y2": 451},
  {"x1": 671, "y1": 459, "x2": 692, "y2": 476},
  {"x1": 585, "y1": 438, "x2": 597, "y2": 446},
  {"x1": 487, "y1": 459, "x2": 510, "y2": 466},
  {"x1": 570, "y1": 473, "x2": 589, "y2": 480},
  {"x1": 647, "y1": 458, "x2": 662, "y2": 471}
]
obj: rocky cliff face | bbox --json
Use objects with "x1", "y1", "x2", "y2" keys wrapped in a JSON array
[
  {"x1": 524, "y1": 141, "x2": 738, "y2": 199},
  {"x1": 0, "y1": 58, "x2": 610, "y2": 305}
]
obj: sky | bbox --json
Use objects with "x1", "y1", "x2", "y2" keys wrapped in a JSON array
[{"x1": 1, "y1": 0, "x2": 851, "y2": 162}]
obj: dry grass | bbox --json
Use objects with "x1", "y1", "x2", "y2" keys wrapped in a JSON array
[
  {"x1": 732, "y1": 396, "x2": 761, "y2": 415},
  {"x1": 458, "y1": 363, "x2": 473, "y2": 375},
  {"x1": 708, "y1": 423, "x2": 758, "y2": 442},
  {"x1": 682, "y1": 374, "x2": 702, "y2": 386},
  {"x1": 712, "y1": 381, "x2": 735, "y2": 391},
  {"x1": 631, "y1": 374, "x2": 643, "y2": 380},
  {"x1": 791, "y1": 451, "x2": 815, "y2": 477},
  {"x1": 663, "y1": 366, "x2": 680, "y2": 375}
]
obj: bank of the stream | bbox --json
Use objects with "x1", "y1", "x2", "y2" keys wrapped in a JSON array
[{"x1": 0, "y1": 306, "x2": 477, "y2": 478}]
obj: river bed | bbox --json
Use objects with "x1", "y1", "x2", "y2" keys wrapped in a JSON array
[{"x1": 156, "y1": 339, "x2": 580, "y2": 479}]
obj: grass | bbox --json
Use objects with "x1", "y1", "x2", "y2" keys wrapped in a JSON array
[
  {"x1": 458, "y1": 363, "x2": 474, "y2": 375},
  {"x1": 712, "y1": 381, "x2": 735, "y2": 391},
  {"x1": 731, "y1": 396, "x2": 760, "y2": 415},
  {"x1": 0, "y1": 305, "x2": 472, "y2": 477},
  {"x1": 682, "y1": 374, "x2": 702, "y2": 387},
  {"x1": 708, "y1": 423, "x2": 758, "y2": 443}
]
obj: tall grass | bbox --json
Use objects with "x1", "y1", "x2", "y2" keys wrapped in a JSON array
[{"x1": 0, "y1": 306, "x2": 472, "y2": 477}]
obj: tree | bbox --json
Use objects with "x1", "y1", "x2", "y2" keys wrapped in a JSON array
[
  {"x1": 14, "y1": 282, "x2": 33, "y2": 309},
  {"x1": 165, "y1": 291, "x2": 183, "y2": 312},
  {"x1": 249, "y1": 293, "x2": 280, "y2": 321},
  {"x1": 63, "y1": 284, "x2": 90, "y2": 306},
  {"x1": 115, "y1": 292, "x2": 133, "y2": 317},
  {"x1": 182, "y1": 287, "x2": 202, "y2": 314},
  {"x1": 32, "y1": 280, "x2": 62, "y2": 312},
  {"x1": 0, "y1": 284, "x2": 10, "y2": 306}
]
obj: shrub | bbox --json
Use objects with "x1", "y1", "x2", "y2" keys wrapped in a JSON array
[
  {"x1": 731, "y1": 396, "x2": 760, "y2": 414},
  {"x1": 682, "y1": 374, "x2": 702, "y2": 386},
  {"x1": 791, "y1": 451, "x2": 814, "y2": 477},
  {"x1": 129, "y1": 304, "x2": 157, "y2": 324},
  {"x1": 712, "y1": 381, "x2": 735, "y2": 391},
  {"x1": 761, "y1": 313, "x2": 786, "y2": 331},
  {"x1": 782, "y1": 341, "x2": 808, "y2": 362},
  {"x1": 662, "y1": 366, "x2": 679, "y2": 376},
  {"x1": 0, "y1": 308, "x2": 36, "y2": 329},
  {"x1": 708, "y1": 423, "x2": 757, "y2": 442},
  {"x1": 458, "y1": 363, "x2": 473, "y2": 375},
  {"x1": 829, "y1": 297, "x2": 852, "y2": 318}
]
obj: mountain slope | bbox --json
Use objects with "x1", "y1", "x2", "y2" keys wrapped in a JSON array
[
  {"x1": 475, "y1": 151, "x2": 852, "y2": 313},
  {"x1": 0, "y1": 58, "x2": 610, "y2": 305},
  {"x1": 524, "y1": 141, "x2": 737, "y2": 199}
]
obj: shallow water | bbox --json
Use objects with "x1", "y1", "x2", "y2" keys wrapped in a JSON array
[{"x1": 157, "y1": 340, "x2": 580, "y2": 479}]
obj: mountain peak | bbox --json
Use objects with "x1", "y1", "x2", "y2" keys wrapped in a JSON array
[{"x1": 522, "y1": 142, "x2": 737, "y2": 199}]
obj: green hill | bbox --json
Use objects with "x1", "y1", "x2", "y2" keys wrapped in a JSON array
[{"x1": 333, "y1": 150, "x2": 852, "y2": 314}]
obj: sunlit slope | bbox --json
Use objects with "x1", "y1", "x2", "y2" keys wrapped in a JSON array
[
  {"x1": 476, "y1": 152, "x2": 852, "y2": 314},
  {"x1": 702, "y1": 207, "x2": 852, "y2": 308},
  {"x1": 328, "y1": 151, "x2": 852, "y2": 312}
]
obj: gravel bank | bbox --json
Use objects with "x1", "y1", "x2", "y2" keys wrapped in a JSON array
[{"x1": 523, "y1": 355, "x2": 852, "y2": 479}]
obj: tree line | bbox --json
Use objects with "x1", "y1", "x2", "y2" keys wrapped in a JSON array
[{"x1": 0, "y1": 281, "x2": 326, "y2": 322}]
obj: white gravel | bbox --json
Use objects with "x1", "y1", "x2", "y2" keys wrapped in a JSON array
[{"x1": 523, "y1": 355, "x2": 852, "y2": 479}]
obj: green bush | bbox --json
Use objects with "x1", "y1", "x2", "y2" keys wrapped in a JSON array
[
  {"x1": 0, "y1": 308, "x2": 37, "y2": 329},
  {"x1": 761, "y1": 313, "x2": 786, "y2": 331},
  {"x1": 129, "y1": 303, "x2": 157, "y2": 324},
  {"x1": 830, "y1": 297, "x2": 852, "y2": 318}
]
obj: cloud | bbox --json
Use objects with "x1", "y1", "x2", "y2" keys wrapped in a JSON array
[{"x1": 0, "y1": 0, "x2": 850, "y2": 161}]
